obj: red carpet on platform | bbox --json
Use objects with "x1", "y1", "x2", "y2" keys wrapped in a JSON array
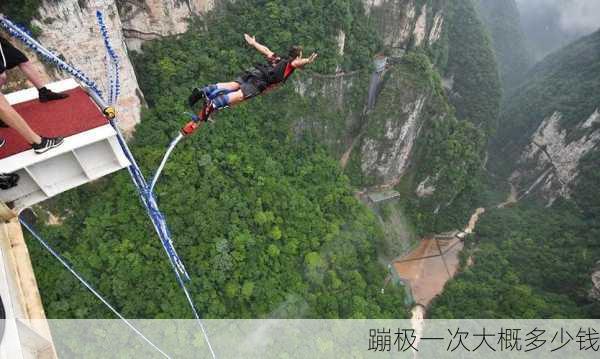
[{"x1": 0, "y1": 87, "x2": 108, "y2": 160}]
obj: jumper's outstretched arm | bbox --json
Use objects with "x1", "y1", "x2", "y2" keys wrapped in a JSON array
[
  {"x1": 292, "y1": 53, "x2": 319, "y2": 68},
  {"x1": 244, "y1": 33, "x2": 274, "y2": 58}
]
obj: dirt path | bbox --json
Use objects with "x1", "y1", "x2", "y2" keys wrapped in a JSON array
[
  {"x1": 340, "y1": 136, "x2": 359, "y2": 169},
  {"x1": 497, "y1": 183, "x2": 518, "y2": 208},
  {"x1": 465, "y1": 208, "x2": 485, "y2": 233}
]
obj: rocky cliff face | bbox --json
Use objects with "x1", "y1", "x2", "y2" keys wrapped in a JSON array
[
  {"x1": 361, "y1": 91, "x2": 427, "y2": 187},
  {"x1": 299, "y1": 0, "x2": 450, "y2": 189},
  {"x1": 511, "y1": 110, "x2": 600, "y2": 205},
  {"x1": 590, "y1": 262, "x2": 600, "y2": 301},
  {"x1": 494, "y1": 30, "x2": 600, "y2": 206},
  {"x1": 117, "y1": 0, "x2": 215, "y2": 51},
  {"x1": 31, "y1": 0, "x2": 141, "y2": 133},
  {"x1": 298, "y1": 0, "x2": 495, "y2": 205},
  {"x1": 366, "y1": 0, "x2": 445, "y2": 54},
  {"x1": 5, "y1": 0, "x2": 215, "y2": 133}
]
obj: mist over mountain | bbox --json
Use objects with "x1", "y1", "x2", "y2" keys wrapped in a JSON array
[
  {"x1": 477, "y1": 0, "x2": 532, "y2": 92},
  {"x1": 516, "y1": 0, "x2": 600, "y2": 61}
]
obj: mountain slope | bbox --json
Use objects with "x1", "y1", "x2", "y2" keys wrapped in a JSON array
[
  {"x1": 493, "y1": 29, "x2": 600, "y2": 206},
  {"x1": 431, "y1": 29, "x2": 600, "y2": 319},
  {"x1": 444, "y1": 0, "x2": 501, "y2": 134},
  {"x1": 477, "y1": 0, "x2": 532, "y2": 92}
]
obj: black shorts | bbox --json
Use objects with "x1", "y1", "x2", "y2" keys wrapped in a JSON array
[
  {"x1": 235, "y1": 70, "x2": 268, "y2": 99},
  {"x1": 0, "y1": 37, "x2": 29, "y2": 74}
]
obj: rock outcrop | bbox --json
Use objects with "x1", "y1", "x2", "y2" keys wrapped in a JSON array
[
  {"x1": 32, "y1": 0, "x2": 141, "y2": 133},
  {"x1": 590, "y1": 262, "x2": 600, "y2": 301},
  {"x1": 493, "y1": 27, "x2": 600, "y2": 211},
  {"x1": 428, "y1": 11, "x2": 444, "y2": 45},
  {"x1": 511, "y1": 110, "x2": 600, "y2": 205},
  {"x1": 345, "y1": 1, "x2": 449, "y2": 189},
  {"x1": 118, "y1": 0, "x2": 215, "y2": 51},
  {"x1": 366, "y1": 0, "x2": 445, "y2": 54},
  {"x1": 416, "y1": 175, "x2": 437, "y2": 198},
  {"x1": 300, "y1": 0, "x2": 448, "y2": 188},
  {"x1": 362, "y1": 95, "x2": 427, "y2": 186}
]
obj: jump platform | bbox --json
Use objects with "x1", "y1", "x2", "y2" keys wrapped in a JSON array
[{"x1": 0, "y1": 79, "x2": 130, "y2": 212}]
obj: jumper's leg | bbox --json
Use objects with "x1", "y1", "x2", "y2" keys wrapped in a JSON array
[
  {"x1": 189, "y1": 82, "x2": 241, "y2": 107},
  {"x1": 18, "y1": 61, "x2": 46, "y2": 89},
  {"x1": 0, "y1": 93, "x2": 41, "y2": 144},
  {"x1": 19, "y1": 61, "x2": 69, "y2": 102}
]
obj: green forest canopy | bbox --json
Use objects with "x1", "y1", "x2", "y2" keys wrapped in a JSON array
[
  {"x1": 430, "y1": 200, "x2": 600, "y2": 318},
  {"x1": 27, "y1": 0, "x2": 408, "y2": 319}
]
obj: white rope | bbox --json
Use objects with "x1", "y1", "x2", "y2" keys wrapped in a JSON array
[
  {"x1": 20, "y1": 219, "x2": 172, "y2": 359},
  {"x1": 0, "y1": 40, "x2": 6, "y2": 69},
  {"x1": 150, "y1": 133, "x2": 184, "y2": 193}
]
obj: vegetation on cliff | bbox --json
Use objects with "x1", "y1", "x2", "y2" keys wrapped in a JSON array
[
  {"x1": 476, "y1": 0, "x2": 532, "y2": 92},
  {"x1": 405, "y1": 115, "x2": 486, "y2": 235},
  {"x1": 348, "y1": 49, "x2": 488, "y2": 235},
  {"x1": 0, "y1": 1, "x2": 41, "y2": 26},
  {"x1": 430, "y1": 200, "x2": 600, "y2": 318},
  {"x1": 493, "y1": 29, "x2": 600, "y2": 175},
  {"x1": 432, "y1": 29, "x2": 600, "y2": 320},
  {"x1": 444, "y1": 0, "x2": 501, "y2": 135}
]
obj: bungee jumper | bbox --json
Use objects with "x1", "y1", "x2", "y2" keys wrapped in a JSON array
[
  {"x1": 180, "y1": 33, "x2": 318, "y2": 135},
  {"x1": 151, "y1": 34, "x2": 318, "y2": 192}
]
